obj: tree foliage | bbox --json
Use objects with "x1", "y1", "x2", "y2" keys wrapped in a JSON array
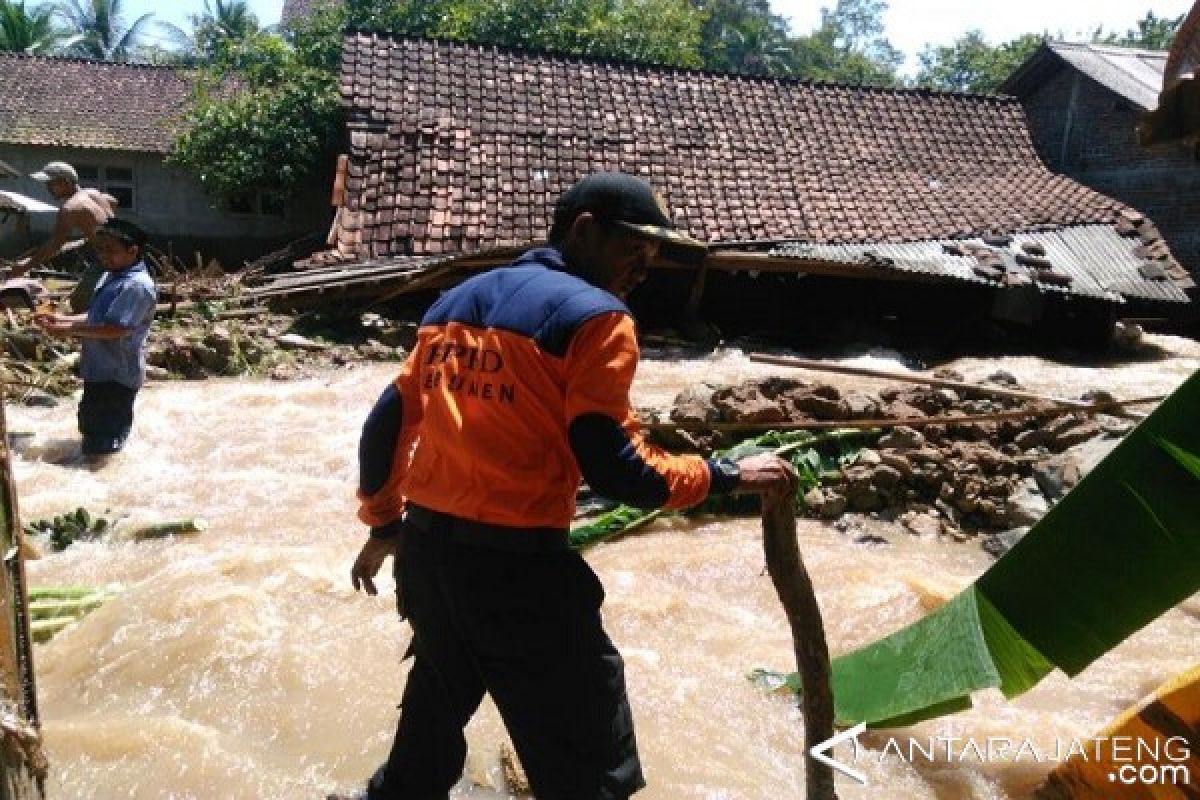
[
  {"x1": 54, "y1": 0, "x2": 155, "y2": 60},
  {"x1": 1094, "y1": 10, "x2": 1184, "y2": 50},
  {"x1": 915, "y1": 31, "x2": 1045, "y2": 94},
  {"x1": 0, "y1": 0, "x2": 78, "y2": 54},
  {"x1": 158, "y1": 0, "x2": 262, "y2": 63}
]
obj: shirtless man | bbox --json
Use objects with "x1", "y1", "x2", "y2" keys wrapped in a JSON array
[{"x1": 13, "y1": 161, "x2": 117, "y2": 309}]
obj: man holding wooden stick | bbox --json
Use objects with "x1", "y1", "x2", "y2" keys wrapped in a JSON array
[{"x1": 339, "y1": 172, "x2": 797, "y2": 800}]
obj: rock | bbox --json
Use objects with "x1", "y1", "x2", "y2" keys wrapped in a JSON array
[
  {"x1": 803, "y1": 488, "x2": 847, "y2": 519},
  {"x1": 931, "y1": 368, "x2": 965, "y2": 382},
  {"x1": 1014, "y1": 429, "x2": 1049, "y2": 450},
  {"x1": 1032, "y1": 454, "x2": 1082, "y2": 501},
  {"x1": 190, "y1": 343, "x2": 229, "y2": 374},
  {"x1": 881, "y1": 401, "x2": 926, "y2": 421},
  {"x1": 269, "y1": 363, "x2": 303, "y2": 381},
  {"x1": 901, "y1": 511, "x2": 942, "y2": 538},
  {"x1": 1005, "y1": 477, "x2": 1048, "y2": 526},
  {"x1": 203, "y1": 326, "x2": 235, "y2": 357},
  {"x1": 982, "y1": 526, "x2": 1030, "y2": 558},
  {"x1": 788, "y1": 391, "x2": 847, "y2": 420},
  {"x1": 878, "y1": 426, "x2": 925, "y2": 450},
  {"x1": 985, "y1": 370, "x2": 1020, "y2": 388},
  {"x1": 670, "y1": 384, "x2": 720, "y2": 427},
  {"x1": 277, "y1": 333, "x2": 329, "y2": 352},
  {"x1": 145, "y1": 365, "x2": 170, "y2": 381},
  {"x1": 856, "y1": 448, "x2": 882, "y2": 466},
  {"x1": 711, "y1": 384, "x2": 787, "y2": 424},
  {"x1": 845, "y1": 487, "x2": 887, "y2": 512},
  {"x1": 842, "y1": 391, "x2": 879, "y2": 418},
  {"x1": 756, "y1": 376, "x2": 811, "y2": 399},
  {"x1": 869, "y1": 464, "x2": 904, "y2": 490},
  {"x1": 1049, "y1": 420, "x2": 1103, "y2": 451},
  {"x1": 879, "y1": 451, "x2": 914, "y2": 479}
]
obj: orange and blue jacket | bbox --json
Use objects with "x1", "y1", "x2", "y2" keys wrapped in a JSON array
[{"x1": 357, "y1": 247, "x2": 737, "y2": 535}]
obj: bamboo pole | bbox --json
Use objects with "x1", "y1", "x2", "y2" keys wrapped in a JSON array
[
  {"x1": 0, "y1": 383, "x2": 46, "y2": 797},
  {"x1": 748, "y1": 353, "x2": 1149, "y2": 421},
  {"x1": 642, "y1": 394, "x2": 1164, "y2": 434},
  {"x1": 761, "y1": 493, "x2": 837, "y2": 800}
]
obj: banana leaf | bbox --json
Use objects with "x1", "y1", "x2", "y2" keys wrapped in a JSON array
[
  {"x1": 771, "y1": 369, "x2": 1200, "y2": 727},
  {"x1": 570, "y1": 428, "x2": 876, "y2": 550}
]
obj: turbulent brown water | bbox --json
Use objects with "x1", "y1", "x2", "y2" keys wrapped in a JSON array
[{"x1": 11, "y1": 333, "x2": 1200, "y2": 799}]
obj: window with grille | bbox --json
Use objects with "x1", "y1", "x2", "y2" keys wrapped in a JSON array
[
  {"x1": 227, "y1": 188, "x2": 286, "y2": 217},
  {"x1": 75, "y1": 164, "x2": 136, "y2": 210}
]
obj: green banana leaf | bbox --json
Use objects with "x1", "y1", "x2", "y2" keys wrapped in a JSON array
[{"x1": 773, "y1": 369, "x2": 1200, "y2": 727}]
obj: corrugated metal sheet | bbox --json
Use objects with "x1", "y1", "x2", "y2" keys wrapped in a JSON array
[
  {"x1": 768, "y1": 225, "x2": 1190, "y2": 304},
  {"x1": 1048, "y1": 42, "x2": 1166, "y2": 111}
]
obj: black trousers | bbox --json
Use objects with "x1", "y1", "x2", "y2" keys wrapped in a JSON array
[
  {"x1": 78, "y1": 381, "x2": 138, "y2": 455},
  {"x1": 367, "y1": 513, "x2": 645, "y2": 800}
]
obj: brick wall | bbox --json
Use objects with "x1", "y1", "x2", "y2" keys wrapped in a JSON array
[{"x1": 1020, "y1": 66, "x2": 1200, "y2": 274}]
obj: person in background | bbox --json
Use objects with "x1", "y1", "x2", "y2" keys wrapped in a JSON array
[
  {"x1": 35, "y1": 217, "x2": 156, "y2": 457},
  {"x1": 336, "y1": 172, "x2": 797, "y2": 800},
  {"x1": 12, "y1": 161, "x2": 117, "y2": 311}
]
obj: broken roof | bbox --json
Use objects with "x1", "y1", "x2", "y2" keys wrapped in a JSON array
[
  {"x1": 1001, "y1": 41, "x2": 1167, "y2": 111},
  {"x1": 0, "y1": 54, "x2": 194, "y2": 153},
  {"x1": 325, "y1": 33, "x2": 1188, "y2": 303}
]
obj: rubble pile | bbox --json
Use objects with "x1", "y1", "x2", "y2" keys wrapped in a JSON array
[
  {"x1": 1, "y1": 309, "x2": 415, "y2": 404},
  {"x1": 660, "y1": 372, "x2": 1127, "y2": 539}
]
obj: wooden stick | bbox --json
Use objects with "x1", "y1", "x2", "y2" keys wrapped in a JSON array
[
  {"x1": 761, "y1": 494, "x2": 837, "y2": 799},
  {"x1": 643, "y1": 394, "x2": 1163, "y2": 434},
  {"x1": 748, "y1": 353, "x2": 1148, "y2": 421}
]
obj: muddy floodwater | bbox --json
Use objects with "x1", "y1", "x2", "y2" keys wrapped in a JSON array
[{"x1": 11, "y1": 334, "x2": 1200, "y2": 799}]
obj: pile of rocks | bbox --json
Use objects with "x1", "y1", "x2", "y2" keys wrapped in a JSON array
[
  {"x1": 662, "y1": 372, "x2": 1127, "y2": 540},
  {"x1": 145, "y1": 313, "x2": 413, "y2": 382}
]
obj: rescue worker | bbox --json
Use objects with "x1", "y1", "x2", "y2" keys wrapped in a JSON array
[
  {"x1": 35, "y1": 217, "x2": 156, "y2": 457},
  {"x1": 341, "y1": 172, "x2": 797, "y2": 800},
  {"x1": 12, "y1": 161, "x2": 117, "y2": 311}
]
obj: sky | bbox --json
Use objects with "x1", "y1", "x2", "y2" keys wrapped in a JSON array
[{"x1": 127, "y1": 0, "x2": 1196, "y2": 74}]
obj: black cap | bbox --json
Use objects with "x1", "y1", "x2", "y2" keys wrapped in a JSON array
[
  {"x1": 553, "y1": 172, "x2": 707, "y2": 255},
  {"x1": 95, "y1": 217, "x2": 148, "y2": 249}
]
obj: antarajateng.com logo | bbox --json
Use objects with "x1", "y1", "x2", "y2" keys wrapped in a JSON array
[{"x1": 810, "y1": 724, "x2": 1193, "y2": 788}]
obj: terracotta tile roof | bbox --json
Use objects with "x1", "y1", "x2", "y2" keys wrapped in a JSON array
[
  {"x1": 0, "y1": 54, "x2": 194, "y2": 153},
  {"x1": 332, "y1": 33, "x2": 1131, "y2": 262}
]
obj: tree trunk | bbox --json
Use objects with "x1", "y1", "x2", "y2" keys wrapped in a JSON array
[{"x1": 762, "y1": 494, "x2": 838, "y2": 800}]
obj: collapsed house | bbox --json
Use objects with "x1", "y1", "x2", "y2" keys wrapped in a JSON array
[{"x1": 279, "y1": 33, "x2": 1194, "y2": 343}]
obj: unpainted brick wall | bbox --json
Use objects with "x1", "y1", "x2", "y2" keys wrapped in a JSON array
[{"x1": 1021, "y1": 67, "x2": 1200, "y2": 275}]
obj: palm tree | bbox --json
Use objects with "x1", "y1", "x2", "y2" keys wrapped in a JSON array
[
  {"x1": 158, "y1": 0, "x2": 261, "y2": 63},
  {"x1": 0, "y1": 0, "x2": 78, "y2": 54},
  {"x1": 54, "y1": 0, "x2": 154, "y2": 61},
  {"x1": 722, "y1": 23, "x2": 794, "y2": 76}
]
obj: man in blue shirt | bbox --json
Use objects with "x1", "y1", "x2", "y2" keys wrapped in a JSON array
[{"x1": 35, "y1": 218, "x2": 156, "y2": 456}]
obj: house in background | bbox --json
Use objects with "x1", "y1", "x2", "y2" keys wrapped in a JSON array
[
  {"x1": 290, "y1": 33, "x2": 1191, "y2": 344},
  {"x1": 0, "y1": 53, "x2": 331, "y2": 268},
  {"x1": 1002, "y1": 41, "x2": 1200, "y2": 278}
]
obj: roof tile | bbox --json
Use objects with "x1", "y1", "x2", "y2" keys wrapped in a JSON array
[
  {"x1": 0, "y1": 54, "x2": 195, "y2": 153},
  {"x1": 333, "y1": 34, "x2": 1133, "y2": 261}
]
